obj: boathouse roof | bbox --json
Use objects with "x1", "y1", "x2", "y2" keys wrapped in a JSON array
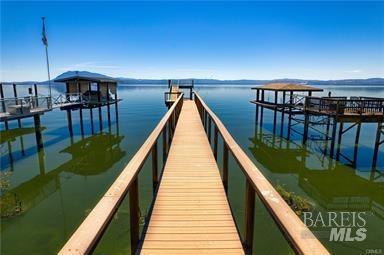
[
  {"x1": 252, "y1": 83, "x2": 323, "y2": 92},
  {"x1": 54, "y1": 71, "x2": 116, "y2": 83}
]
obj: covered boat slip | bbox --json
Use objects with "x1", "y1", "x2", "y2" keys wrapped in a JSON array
[
  {"x1": 58, "y1": 94, "x2": 329, "y2": 255},
  {"x1": 54, "y1": 71, "x2": 119, "y2": 109}
]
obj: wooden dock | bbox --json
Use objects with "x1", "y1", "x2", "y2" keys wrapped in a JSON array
[
  {"x1": 59, "y1": 93, "x2": 329, "y2": 255},
  {"x1": 141, "y1": 101, "x2": 244, "y2": 254},
  {"x1": 164, "y1": 86, "x2": 181, "y2": 107}
]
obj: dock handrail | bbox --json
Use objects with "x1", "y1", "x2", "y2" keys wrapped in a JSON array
[
  {"x1": 53, "y1": 93, "x2": 83, "y2": 105},
  {"x1": 0, "y1": 96, "x2": 52, "y2": 113},
  {"x1": 58, "y1": 94, "x2": 184, "y2": 255},
  {"x1": 194, "y1": 92, "x2": 329, "y2": 255},
  {"x1": 305, "y1": 96, "x2": 384, "y2": 115}
]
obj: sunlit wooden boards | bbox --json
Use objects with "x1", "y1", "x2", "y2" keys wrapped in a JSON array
[{"x1": 140, "y1": 101, "x2": 244, "y2": 255}]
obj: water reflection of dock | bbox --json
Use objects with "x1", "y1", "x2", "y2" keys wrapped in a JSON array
[
  {"x1": 249, "y1": 127, "x2": 384, "y2": 219},
  {"x1": 1, "y1": 124, "x2": 125, "y2": 219}
]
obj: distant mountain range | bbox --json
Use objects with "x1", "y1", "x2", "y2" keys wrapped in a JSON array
[
  {"x1": 114, "y1": 77, "x2": 384, "y2": 85},
  {"x1": 4, "y1": 77, "x2": 384, "y2": 86}
]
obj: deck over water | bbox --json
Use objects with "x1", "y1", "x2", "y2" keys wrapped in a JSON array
[{"x1": 141, "y1": 100, "x2": 244, "y2": 254}]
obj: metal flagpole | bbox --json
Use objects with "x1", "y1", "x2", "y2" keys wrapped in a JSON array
[{"x1": 41, "y1": 17, "x2": 52, "y2": 101}]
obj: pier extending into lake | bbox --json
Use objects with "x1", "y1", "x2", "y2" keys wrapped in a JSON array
[
  {"x1": 251, "y1": 83, "x2": 384, "y2": 169},
  {"x1": 58, "y1": 93, "x2": 329, "y2": 255}
]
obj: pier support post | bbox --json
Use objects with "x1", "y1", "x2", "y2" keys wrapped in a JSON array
[
  {"x1": 13, "y1": 83, "x2": 21, "y2": 128},
  {"x1": 89, "y1": 108, "x2": 94, "y2": 134},
  {"x1": 260, "y1": 91, "x2": 264, "y2": 128},
  {"x1": 222, "y1": 143, "x2": 229, "y2": 193},
  {"x1": 336, "y1": 122, "x2": 344, "y2": 160},
  {"x1": 353, "y1": 122, "x2": 361, "y2": 167},
  {"x1": 372, "y1": 122, "x2": 382, "y2": 168},
  {"x1": 303, "y1": 114, "x2": 309, "y2": 144},
  {"x1": 34, "y1": 83, "x2": 39, "y2": 106},
  {"x1": 66, "y1": 110, "x2": 74, "y2": 143},
  {"x1": 107, "y1": 83, "x2": 111, "y2": 130},
  {"x1": 115, "y1": 95, "x2": 119, "y2": 125},
  {"x1": 34, "y1": 115, "x2": 44, "y2": 151},
  {"x1": 152, "y1": 141, "x2": 158, "y2": 195},
  {"x1": 287, "y1": 91, "x2": 293, "y2": 139},
  {"x1": 323, "y1": 116, "x2": 331, "y2": 155},
  {"x1": 330, "y1": 119, "x2": 337, "y2": 157},
  {"x1": 244, "y1": 180, "x2": 255, "y2": 255},
  {"x1": 0, "y1": 84, "x2": 8, "y2": 130},
  {"x1": 129, "y1": 178, "x2": 140, "y2": 255},
  {"x1": 255, "y1": 89, "x2": 259, "y2": 125},
  {"x1": 97, "y1": 84, "x2": 103, "y2": 132},
  {"x1": 280, "y1": 91, "x2": 286, "y2": 137},
  {"x1": 79, "y1": 108, "x2": 84, "y2": 138},
  {"x1": 273, "y1": 91, "x2": 278, "y2": 134}
]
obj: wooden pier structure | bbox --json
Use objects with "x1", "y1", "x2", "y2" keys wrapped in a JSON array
[
  {"x1": 164, "y1": 79, "x2": 194, "y2": 107},
  {"x1": 251, "y1": 83, "x2": 384, "y2": 169},
  {"x1": 1, "y1": 71, "x2": 121, "y2": 142},
  {"x1": 59, "y1": 93, "x2": 329, "y2": 255}
]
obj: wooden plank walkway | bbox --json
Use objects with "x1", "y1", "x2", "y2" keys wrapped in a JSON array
[
  {"x1": 141, "y1": 100, "x2": 244, "y2": 255},
  {"x1": 169, "y1": 86, "x2": 180, "y2": 102}
]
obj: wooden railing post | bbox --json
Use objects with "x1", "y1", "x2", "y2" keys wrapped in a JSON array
[
  {"x1": 222, "y1": 143, "x2": 229, "y2": 193},
  {"x1": 244, "y1": 179, "x2": 255, "y2": 255},
  {"x1": 168, "y1": 119, "x2": 172, "y2": 146},
  {"x1": 152, "y1": 141, "x2": 158, "y2": 194},
  {"x1": 129, "y1": 178, "x2": 139, "y2": 255},
  {"x1": 162, "y1": 128, "x2": 167, "y2": 164},
  {"x1": 213, "y1": 126, "x2": 218, "y2": 160},
  {"x1": 208, "y1": 116, "x2": 212, "y2": 143},
  {"x1": 203, "y1": 110, "x2": 207, "y2": 128}
]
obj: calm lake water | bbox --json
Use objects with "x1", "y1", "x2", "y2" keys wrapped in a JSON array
[{"x1": 1, "y1": 84, "x2": 383, "y2": 254}]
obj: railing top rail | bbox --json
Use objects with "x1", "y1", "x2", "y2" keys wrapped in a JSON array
[
  {"x1": 0, "y1": 95, "x2": 51, "y2": 101},
  {"x1": 194, "y1": 92, "x2": 329, "y2": 255},
  {"x1": 58, "y1": 94, "x2": 184, "y2": 255},
  {"x1": 308, "y1": 96, "x2": 384, "y2": 102}
]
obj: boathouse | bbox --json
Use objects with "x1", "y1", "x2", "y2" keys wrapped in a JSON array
[
  {"x1": 251, "y1": 82, "x2": 384, "y2": 169},
  {"x1": 54, "y1": 71, "x2": 119, "y2": 109}
]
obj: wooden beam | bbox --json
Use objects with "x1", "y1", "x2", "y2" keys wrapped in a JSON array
[
  {"x1": 152, "y1": 141, "x2": 159, "y2": 194},
  {"x1": 244, "y1": 180, "x2": 255, "y2": 255},
  {"x1": 213, "y1": 126, "x2": 218, "y2": 160},
  {"x1": 162, "y1": 128, "x2": 167, "y2": 164},
  {"x1": 372, "y1": 122, "x2": 382, "y2": 168},
  {"x1": 12, "y1": 83, "x2": 21, "y2": 127},
  {"x1": 222, "y1": 143, "x2": 229, "y2": 193},
  {"x1": 336, "y1": 122, "x2": 344, "y2": 160},
  {"x1": 0, "y1": 83, "x2": 8, "y2": 130},
  {"x1": 129, "y1": 178, "x2": 139, "y2": 255}
]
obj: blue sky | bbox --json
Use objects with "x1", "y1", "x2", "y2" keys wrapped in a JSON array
[{"x1": 1, "y1": 1, "x2": 384, "y2": 81}]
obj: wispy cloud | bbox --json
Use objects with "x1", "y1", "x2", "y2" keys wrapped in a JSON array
[{"x1": 344, "y1": 69, "x2": 363, "y2": 74}]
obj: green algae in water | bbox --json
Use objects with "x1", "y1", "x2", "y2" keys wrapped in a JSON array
[
  {"x1": 1, "y1": 171, "x2": 23, "y2": 218},
  {"x1": 276, "y1": 184, "x2": 313, "y2": 215}
]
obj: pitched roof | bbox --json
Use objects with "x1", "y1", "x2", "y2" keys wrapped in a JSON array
[
  {"x1": 252, "y1": 83, "x2": 323, "y2": 92},
  {"x1": 54, "y1": 71, "x2": 116, "y2": 83}
]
